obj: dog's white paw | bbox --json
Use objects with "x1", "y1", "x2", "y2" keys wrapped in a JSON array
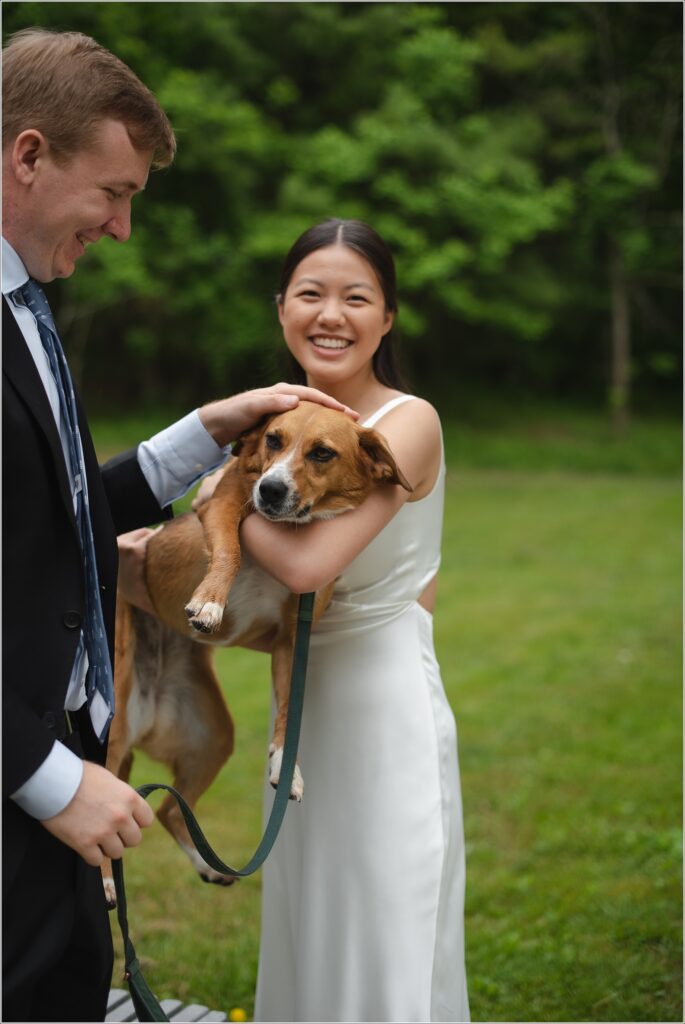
[
  {"x1": 185, "y1": 600, "x2": 224, "y2": 634},
  {"x1": 102, "y1": 875, "x2": 117, "y2": 909},
  {"x1": 269, "y1": 744, "x2": 304, "y2": 801},
  {"x1": 179, "y1": 841, "x2": 238, "y2": 887}
]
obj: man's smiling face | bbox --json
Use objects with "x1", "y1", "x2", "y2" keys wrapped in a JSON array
[{"x1": 11, "y1": 118, "x2": 152, "y2": 282}]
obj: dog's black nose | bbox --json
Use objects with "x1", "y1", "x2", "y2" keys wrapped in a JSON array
[{"x1": 259, "y1": 477, "x2": 288, "y2": 507}]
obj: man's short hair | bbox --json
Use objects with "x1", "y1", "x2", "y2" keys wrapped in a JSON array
[{"x1": 2, "y1": 28, "x2": 176, "y2": 167}]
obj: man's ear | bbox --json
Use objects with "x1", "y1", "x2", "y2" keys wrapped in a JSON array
[
  {"x1": 358, "y1": 428, "x2": 413, "y2": 491},
  {"x1": 10, "y1": 130, "x2": 48, "y2": 185}
]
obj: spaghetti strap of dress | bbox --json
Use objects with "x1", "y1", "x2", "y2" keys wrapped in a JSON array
[{"x1": 363, "y1": 394, "x2": 417, "y2": 428}]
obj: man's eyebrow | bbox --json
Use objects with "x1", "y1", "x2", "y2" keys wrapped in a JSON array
[{"x1": 100, "y1": 180, "x2": 147, "y2": 194}]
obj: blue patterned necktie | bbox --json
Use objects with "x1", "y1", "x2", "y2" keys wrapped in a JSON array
[{"x1": 13, "y1": 279, "x2": 115, "y2": 741}]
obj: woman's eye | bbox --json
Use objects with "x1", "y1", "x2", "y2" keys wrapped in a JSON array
[
  {"x1": 297, "y1": 290, "x2": 320, "y2": 299},
  {"x1": 347, "y1": 294, "x2": 368, "y2": 303},
  {"x1": 308, "y1": 446, "x2": 337, "y2": 463},
  {"x1": 265, "y1": 434, "x2": 283, "y2": 451}
]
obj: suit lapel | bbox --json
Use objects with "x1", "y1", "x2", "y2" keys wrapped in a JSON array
[{"x1": 3, "y1": 297, "x2": 79, "y2": 531}]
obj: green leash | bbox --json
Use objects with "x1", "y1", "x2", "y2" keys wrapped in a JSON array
[{"x1": 112, "y1": 591, "x2": 315, "y2": 1023}]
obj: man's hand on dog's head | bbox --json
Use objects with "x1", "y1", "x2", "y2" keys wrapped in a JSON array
[{"x1": 198, "y1": 384, "x2": 358, "y2": 449}]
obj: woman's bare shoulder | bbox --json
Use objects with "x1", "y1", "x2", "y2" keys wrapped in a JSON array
[
  {"x1": 376, "y1": 395, "x2": 442, "y2": 440},
  {"x1": 372, "y1": 396, "x2": 442, "y2": 496}
]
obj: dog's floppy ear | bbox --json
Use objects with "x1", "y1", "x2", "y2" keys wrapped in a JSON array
[
  {"x1": 231, "y1": 418, "x2": 266, "y2": 457},
  {"x1": 231, "y1": 415, "x2": 274, "y2": 473},
  {"x1": 231, "y1": 415, "x2": 273, "y2": 457},
  {"x1": 358, "y1": 428, "x2": 413, "y2": 492}
]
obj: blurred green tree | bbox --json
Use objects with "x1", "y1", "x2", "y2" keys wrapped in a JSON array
[{"x1": 2, "y1": 2, "x2": 681, "y2": 420}]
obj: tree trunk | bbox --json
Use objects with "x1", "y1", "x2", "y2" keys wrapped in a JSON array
[
  {"x1": 608, "y1": 237, "x2": 630, "y2": 436},
  {"x1": 591, "y1": 3, "x2": 632, "y2": 432}
]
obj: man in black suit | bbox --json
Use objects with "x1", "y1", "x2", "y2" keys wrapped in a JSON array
[{"x1": 2, "y1": 28, "x2": 352, "y2": 1022}]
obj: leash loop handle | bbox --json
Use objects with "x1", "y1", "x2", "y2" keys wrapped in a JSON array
[{"x1": 113, "y1": 592, "x2": 315, "y2": 1021}]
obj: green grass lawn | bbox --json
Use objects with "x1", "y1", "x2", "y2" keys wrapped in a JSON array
[{"x1": 94, "y1": 409, "x2": 682, "y2": 1022}]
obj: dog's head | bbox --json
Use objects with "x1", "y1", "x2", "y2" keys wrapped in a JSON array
[{"x1": 232, "y1": 401, "x2": 412, "y2": 523}]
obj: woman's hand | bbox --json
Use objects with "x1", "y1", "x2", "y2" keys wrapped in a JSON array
[{"x1": 117, "y1": 527, "x2": 158, "y2": 614}]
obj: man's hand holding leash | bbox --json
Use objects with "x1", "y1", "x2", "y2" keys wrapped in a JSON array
[{"x1": 41, "y1": 762, "x2": 154, "y2": 867}]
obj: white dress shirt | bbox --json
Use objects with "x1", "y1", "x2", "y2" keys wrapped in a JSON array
[{"x1": 3, "y1": 237, "x2": 229, "y2": 819}]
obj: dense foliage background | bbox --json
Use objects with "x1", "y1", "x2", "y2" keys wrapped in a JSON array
[
  {"x1": 3, "y1": 5, "x2": 681, "y2": 1021},
  {"x1": 4, "y1": 2, "x2": 682, "y2": 426}
]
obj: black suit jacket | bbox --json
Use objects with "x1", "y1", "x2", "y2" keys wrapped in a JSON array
[{"x1": 2, "y1": 297, "x2": 171, "y2": 796}]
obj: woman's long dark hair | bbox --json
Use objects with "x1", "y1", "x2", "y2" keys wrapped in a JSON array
[{"x1": 277, "y1": 219, "x2": 407, "y2": 390}]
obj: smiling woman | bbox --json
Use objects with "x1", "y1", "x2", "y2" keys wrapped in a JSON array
[
  {"x1": 279, "y1": 217, "x2": 405, "y2": 400},
  {"x1": 236, "y1": 219, "x2": 470, "y2": 1023},
  {"x1": 277, "y1": 243, "x2": 394, "y2": 404}
]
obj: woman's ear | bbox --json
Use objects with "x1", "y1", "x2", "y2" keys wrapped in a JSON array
[
  {"x1": 276, "y1": 294, "x2": 285, "y2": 328},
  {"x1": 382, "y1": 308, "x2": 395, "y2": 337}
]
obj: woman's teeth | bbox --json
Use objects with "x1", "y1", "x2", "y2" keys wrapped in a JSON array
[{"x1": 311, "y1": 336, "x2": 351, "y2": 350}]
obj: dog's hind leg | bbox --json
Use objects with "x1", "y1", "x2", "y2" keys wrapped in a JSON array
[
  {"x1": 156, "y1": 749, "x2": 236, "y2": 885},
  {"x1": 267, "y1": 611, "x2": 304, "y2": 802},
  {"x1": 267, "y1": 586, "x2": 334, "y2": 801},
  {"x1": 102, "y1": 597, "x2": 138, "y2": 907},
  {"x1": 154, "y1": 645, "x2": 237, "y2": 885},
  {"x1": 101, "y1": 747, "x2": 135, "y2": 909}
]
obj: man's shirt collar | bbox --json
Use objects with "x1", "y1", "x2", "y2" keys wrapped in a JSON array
[{"x1": 2, "y1": 237, "x2": 30, "y2": 296}]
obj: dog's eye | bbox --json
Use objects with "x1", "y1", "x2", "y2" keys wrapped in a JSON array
[
  {"x1": 308, "y1": 446, "x2": 337, "y2": 463},
  {"x1": 265, "y1": 433, "x2": 283, "y2": 451}
]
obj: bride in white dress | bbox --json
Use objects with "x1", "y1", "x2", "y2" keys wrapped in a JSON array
[{"x1": 240, "y1": 219, "x2": 470, "y2": 1023}]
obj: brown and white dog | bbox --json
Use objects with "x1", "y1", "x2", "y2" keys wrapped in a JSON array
[{"x1": 103, "y1": 402, "x2": 410, "y2": 901}]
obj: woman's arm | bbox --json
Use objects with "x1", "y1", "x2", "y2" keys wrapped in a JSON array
[{"x1": 240, "y1": 399, "x2": 442, "y2": 593}]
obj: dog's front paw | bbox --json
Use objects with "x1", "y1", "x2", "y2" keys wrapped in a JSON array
[
  {"x1": 184, "y1": 599, "x2": 224, "y2": 634},
  {"x1": 269, "y1": 744, "x2": 304, "y2": 802},
  {"x1": 102, "y1": 875, "x2": 117, "y2": 910}
]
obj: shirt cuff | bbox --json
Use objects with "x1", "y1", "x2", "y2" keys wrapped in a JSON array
[
  {"x1": 137, "y1": 410, "x2": 230, "y2": 507},
  {"x1": 10, "y1": 742, "x2": 84, "y2": 820}
]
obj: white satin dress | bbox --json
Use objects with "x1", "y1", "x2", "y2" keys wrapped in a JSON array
[{"x1": 254, "y1": 396, "x2": 469, "y2": 1023}]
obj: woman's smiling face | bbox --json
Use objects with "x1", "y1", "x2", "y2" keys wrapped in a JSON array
[{"x1": 278, "y1": 244, "x2": 394, "y2": 387}]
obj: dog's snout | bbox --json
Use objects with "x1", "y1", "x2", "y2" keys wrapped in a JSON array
[{"x1": 259, "y1": 477, "x2": 288, "y2": 507}]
